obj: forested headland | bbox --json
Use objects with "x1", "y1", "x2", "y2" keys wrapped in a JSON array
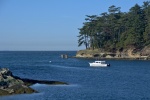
[{"x1": 78, "y1": 1, "x2": 150, "y2": 54}]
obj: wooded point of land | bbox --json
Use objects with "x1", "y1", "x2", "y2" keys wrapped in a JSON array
[{"x1": 78, "y1": 1, "x2": 150, "y2": 52}]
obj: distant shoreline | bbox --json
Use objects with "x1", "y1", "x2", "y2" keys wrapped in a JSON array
[{"x1": 75, "y1": 49, "x2": 150, "y2": 60}]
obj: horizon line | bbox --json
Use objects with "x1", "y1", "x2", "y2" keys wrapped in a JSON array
[{"x1": 0, "y1": 50, "x2": 79, "y2": 51}]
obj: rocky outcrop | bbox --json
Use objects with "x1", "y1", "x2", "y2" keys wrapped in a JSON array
[
  {"x1": 141, "y1": 46, "x2": 150, "y2": 56},
  {"x1": 0, "y1": 68, "x2": 36, "y2": 96},
  {"x1": 0, "y1": 68, "x2": 68, "y2": 96},
  {"x1": 76, "y1": 47, "x2": 150, "y2": 60},
  {"x1": 76, "y1": 49, "x2": 117, "y2": 59}
]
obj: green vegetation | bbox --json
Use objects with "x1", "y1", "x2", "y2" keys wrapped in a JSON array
[{"x1": 78, "y1": 1, "x2": 150, "y2": 52}]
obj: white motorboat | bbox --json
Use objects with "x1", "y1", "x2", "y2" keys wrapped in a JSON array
[{"x1": 89, "y1": 61, "x2": 110, "y2": 67}]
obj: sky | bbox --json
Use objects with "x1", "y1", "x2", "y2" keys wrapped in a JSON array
[{"x1": 0, "y1": 0, "x2": 147, "y2": 51}]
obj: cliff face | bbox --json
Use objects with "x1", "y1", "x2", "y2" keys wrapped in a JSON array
[
  {"x1": 141, "y1": 46, "x2": 150, "y2": 56},
  {"x1": 76, "y1": 46, "x2": 150, "y2": 60}
]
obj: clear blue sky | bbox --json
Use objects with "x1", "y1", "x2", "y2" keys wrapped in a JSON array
[{"x1": 0, "y1": 0, "x2": 146, "y2": 51}]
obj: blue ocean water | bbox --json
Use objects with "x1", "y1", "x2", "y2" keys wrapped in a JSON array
[{"x1": 0, "y1": 51, "x2": 150, "y2": 100}]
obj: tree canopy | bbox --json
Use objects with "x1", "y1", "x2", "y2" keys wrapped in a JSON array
[{"x1": 78, "y1": 1, "x2": 150, "y2": 52}]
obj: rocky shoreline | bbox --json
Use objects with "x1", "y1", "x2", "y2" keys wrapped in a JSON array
[
  {"x1": 0, "y1": 68, "x2": 67, "y2": 96},
  {"x1": 76, "y1": 47, "x2": 150, "y2": 60}
]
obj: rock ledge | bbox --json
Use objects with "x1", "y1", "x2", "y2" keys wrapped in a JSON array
[{"x1": 0, "y1": 68, "x2": 67, "y2": 96}]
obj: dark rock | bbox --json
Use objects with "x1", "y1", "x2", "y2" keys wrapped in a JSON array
[
  {"x1": 21, "y1": 78, "x2": 68, "y2": 86},
  {"x1": 0, "y1": 68, "x2": 68, "y2": 96}
]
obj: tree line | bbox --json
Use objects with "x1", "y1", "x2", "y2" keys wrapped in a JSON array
[{"x1": 78, "y1": 1, "x2": 150, "y2": 52}]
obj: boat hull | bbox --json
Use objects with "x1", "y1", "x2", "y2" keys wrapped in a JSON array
[{"x1": 89, "y1": 63, "x2": 108, "y2": 67}]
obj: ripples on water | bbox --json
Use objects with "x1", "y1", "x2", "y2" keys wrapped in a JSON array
[{"x1": 0, "y1": 51, "x2": 150, "y2": 100}]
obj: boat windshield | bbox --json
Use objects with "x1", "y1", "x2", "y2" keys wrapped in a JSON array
[
  {"x1": 101, "y1": 62, "x2": 105, "y2": 64},
  {"x1": 95, "y1": 61, "x2": 105, "y2": 63}
]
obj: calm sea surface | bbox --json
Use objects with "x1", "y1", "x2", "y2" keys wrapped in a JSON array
[{"x1": 0, "y1": 51, "x2": 150, "y2": 100}]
